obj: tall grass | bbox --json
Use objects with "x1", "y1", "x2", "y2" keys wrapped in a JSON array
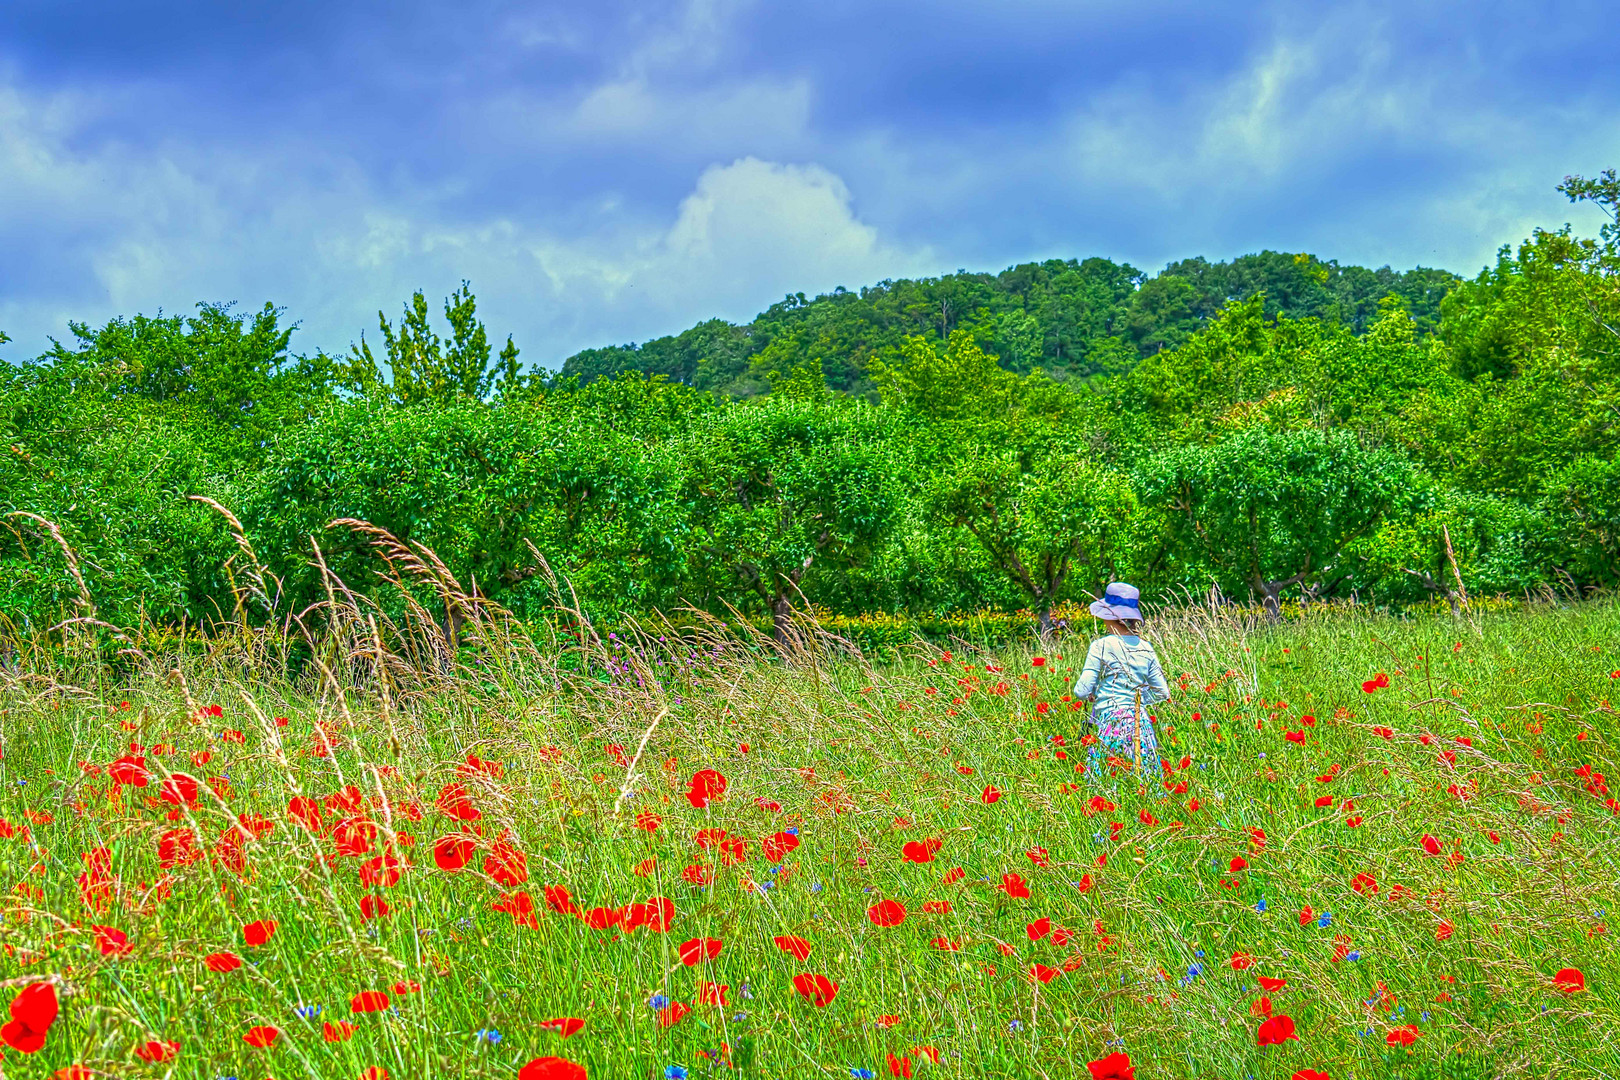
[{"x1": 0, "y1": 522, "x2": 1616, "y2": 1079}]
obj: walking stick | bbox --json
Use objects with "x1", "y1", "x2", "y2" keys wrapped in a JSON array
[{"x1": 1133, "y1": 686, "x2": 1143, "y2": 773}]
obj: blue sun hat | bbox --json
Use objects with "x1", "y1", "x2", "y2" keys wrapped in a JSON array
[{"x1": 1089, "y1": 582, "x2": 1142, "y2": 621}]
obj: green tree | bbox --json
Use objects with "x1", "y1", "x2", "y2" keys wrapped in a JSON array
[
  {"x1": 680, "y1": 398, "x2": 903, "y2": 643},
  {"x1": 1137, "y1": 426, "x2": 1414, "y2": 616},
  {"x1": 348, "y1": 282, "x2": 520, "y2": 404}
]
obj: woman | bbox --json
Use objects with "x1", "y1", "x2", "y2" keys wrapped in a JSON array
[{"x1": 1072, "y1": 582, "x2": 1171, "y2": 770}]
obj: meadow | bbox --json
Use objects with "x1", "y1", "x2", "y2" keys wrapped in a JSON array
[{"x1": 0, "y1": 589, "x2": 1617, "y2": 1080}]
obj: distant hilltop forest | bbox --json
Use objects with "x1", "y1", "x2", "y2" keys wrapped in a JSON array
[{"x1": 557, "y1": 251, "x2": 1459, "y2": 395}]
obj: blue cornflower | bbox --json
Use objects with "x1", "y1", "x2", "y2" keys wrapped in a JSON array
[
  {"x1": 1421, "y1": 1011, "x2": 1432, "y2": 1022},
  {"x1": 476, "y1": 1028, "x2": 501, "y2": 1044},
  {"x1": 665, "y1": 1067, "x2": 689, "y2": 1079},
  {"x1": 1255, "y1": 898, "x2": 1268, "y2": 912},
  {"x1": 1194, "y1": 950, "x2": 1205, "y2": 958},
  {"x1": 810, "y1": 882, "x2": 824, "y2": 893},
  {"x1": 293, "y1": 1004, "x2": 322, "y2": 1019},
  {"x1": 1345, "y1": 951, "x2": 1361, "y2": 961},
  {"x1": 851, "y1": 1070, "x2": 876, "y2": 1079},
  {"x1": 649, "y1": 994, "x2": 670, "y2": 1010},
  {"x1": 785, "y1": 826, "x2": 799, "y2": 835},
  {"x1": 1318, "y1": 911, "x2": 1332, "y2": 928},
  {"x1": 1008, "y1": 1020, "x2": 1023, "y2": 1032}
]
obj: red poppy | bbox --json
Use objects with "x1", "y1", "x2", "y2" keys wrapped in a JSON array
[
  {"x1": 518, "y1": 1058, "x2": 587, "y2": 1080},
  {"x1": 92, "y1": 925, "x2": 132, "y2": 957},
  {"x1": 677, "y1": 937, "x2": 722, "y2": 965},
  {"x1": 698, "y1": 982, "x2": 730, "y2": 1007},
  {"x1": 1284, "y1": 730, "x2": 1306, "y2": 744},
  {"x1": 543, "y1": 884, "x2": 580, "y2": 916},
  {"x1": 433, "y1": 835, "x2": 476, "y2": 872},
  {"x1": 773, "y1": 935, "x2": 813, "y2": 961},
  {"x1": 1231, "y1": 951, "x2": 1254, "y2": 971},
  {"x1": 1, "y1": 982, "x2": 59, "y2": 1053},
  {"x1": 359, "y1": 895, "x2": 390, "y2": 921},
  {"x1": 134, "y1": 1039, "x2": 180, "y2": 1063},
  {"x1": 436, "y1": 783, "x2": 482, "y2": 821},
  {"x1": 584, "y1": 906, "x2": 624, "y2": 931},
  {"x1": 1386, "y1": 1025, "x2": 1418, "y2": 1046},
  {"x1": 1026, "y1": 848, "x2": 1051, "y2": 868},
  {"x1": 1077, "y1": 873, "x2": 1094, "y2": 893},
  {"x1": 539, "y1": 1017, "x2": 584, "y2": 1037},
  {"x1": 1258, "y1": 976, "x2": 1287, "y2": 991},
  {"x1": 485, "y1": 845, "x2": 529, "y2": 887},
  {"x1": 109, "y1": 754, "x2": 150, "y2": 787},
  {"x1": 657, "y1": 1002, "x2": 691, "y2": 1027},
  {"x1": 159, "y1": 773, "x2": 201, "y2": 808},
  {"x1": 1291, "y1": 1072, "x2": 1331, "y2": 1080},
  {"x1": 1087, "y1": 1051, "x2": 1135, "y2": 1080},
  {"x1": 1351, "y1": 873, "x2": 1378, "y2": 895},
  {"x1": 157, "y1": 829, "x2": 202, "y2": 869},
  {"x1": 635, "y1": 810, "x2": 662, "y2": 832},
  {"x1": 761, "y1": 831, "x2": 801, "y2": 861},
  {"x1": 242, "y1": 920, "x2": 278, "y2": 946},
  {"x1": 492, "y1": 891, "x2": 541, "y2": 930},
  {"x1": 359, "y1": 1068, "x2": 390, "y2": 1080},
  {"x1": 1030, "y1": 963, "x2": 1061, "y2": 984},
  {"x1": 360, "y1": 853, "x2": 403, "y2": 888},
  {"x1": 392, "y1": 980, "x2": 421, "y2": 995},
  {"x1": 287, "y1": 797, "x2": 324, "y2": 833},
  {"x1": 867, "y1": 899, "x2": 907, "y2": 927},
  {"x1": 1026, "y1": 917, "x2": 1051, "y2": 941},
  {"x1": 942, "y1": 867, "x2": 965, "y2": 884},
  {"x1": 790, "y1": 972, "x2": 839, "y2": 1006},
  {"x1": 685, "y1": 769, "x2": 729, "y2": 808},
  {"x1": 887, "y1": 1052, "x2": 913, "y2": 1078},
  {"x1": 237, "y1": 812, "x2": 275, "y2": 839},
  {"x1": 352, "y1": 990, "x2": 390, "y2": 1013},
  {"x1": 1230, "y1": 856, "x2": 1249, "y2": 872},
  {"x1": 1000, "y1": 873, "x2": 1031, "y2": 899},
  {"x1": 243, "y1": 1026, "x2": 280, "y2": 1048},
  {"x1": 1420, "y1": 834, "x2": 1443, "y2": 857},
  {"x1": 981, "y1": 786, "x2": 1003, "y2": 804},
  {"x1": 1553, "y1": 967, "x2": 1586, "y2": 993},
  {"x1": 1314, "y1": 795, "x2": 1333, "y2": 808},
  {"x1": 901, "y1": 839, "x2": 941, "y2": 864},
  {"x1": 205, "y1": 952, "x2": 242, "y2": 973},
  {"x1": 1256, "y1": 1014, "x2": 1298, "y2": 1046},
  {"x1": 333, "y1": 817, "x2": 378, "y2": 857},
  {"x1": 324, "y1": 1020, "x2": 356, "y2": 1042}
]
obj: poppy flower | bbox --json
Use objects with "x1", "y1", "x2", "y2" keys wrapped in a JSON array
[
  {"x1": 1256, "y1": 1014, "x2": 1298, "y2": 1046},
  {"x1": 868, "y1": 900, "x2": 907, "y2": 927},
  {"x1": 92, "y1": 925, "x2": 133, "y2": 957},
  {"x1": 1258, "y1": 976, "x2": 1287, "y2": 991},
  {"x1": 1077, "y1": 873, "x2": 1094, "y2": 893},
  {"x1": 287, "y1": 797, "x2": 323, "y2": 833},
  {"x1": 540, "y1": 1017, "x2": 585, "y2": 1037},
  {"x1": 159, "y1": 773, "x2": 201, "y2": 808},
  {"x1": 887, "y1": 1051, "x2": 913, "y2": 1077},
  {"x1": 761, "y1": 831, "x2": 801, "y2": 861},
  {"x1": 360, "y1": 853, "x2": 403, "y2": 888},
  {"x1": 1229, "y1": 857, "x2": 1249, "y2": 873},
  {"x1": 205, "y1": 952, "x2": 242, "y2": 973},
  {"x1": 981, "y1": 786, "x2": 1003, "y2": 804},
  {"x1": 360, "y1": 1068, "x2": 390, "y2": 1080},
  {"x1": 1026, "y1": 917, "x2": 1051, "y2": 941},
  {"x1": 634, "y1": 810, "x2": 662, "y2": 832},
  {"x1": 157, "y1": 829, "x2": 202, "y2": 869},
  {"x1": 433, "y1": 835, "x2": 476, "y2": 872},
  {"x1": 1087, "y1": 1051, "x2": 1135, "y2": 1080},
  {"x1": 1553, "y1": 967, "x2": 1586, "y2": 993},
  {"x1": 1386, "y1": 1025, "x2": 1418, "y2": 1046},
  {"x1": 392, "y1": 980, "x2": 421, "y2": 995},
  {"x1": 1026, "y1": 848, "x2": 1051, "y2": 868},
  {"x1": 922, "y1": 900, "x2": 952, "y2": 914},
  {"x1": 685, "y1": 769, "x2": 729, "y2": 809},
  {"x1": 243, "y1": 1026, "x2": 280, "y2": 1048},
  {"x1": 435, "y1": 783, "x2": 481, "y2": 821},
  {"x1": 352, "y1": 990, "x2": 390, "y2": 1013},
  {"x1": 1351, "y1": 873, "x2": 1378, "y2": 895},
  {"x1": 242, "y1": 920, "x2": 278, "y2": 946},
  {"x1": 1000, "y1": 873, "x2": 1031, "y2": 899},
  {"x1": 109, "y1": 754, "x2": 150, "y2": 787},
  {"x1": 1030, "y1": 963, "x2": 1061, "y2": 984},
  {"x1": 134, "y1": 1039, "x2": 180, "y2": 1063},
  {"x1": 657, "y1": 1002, "x2": 691, "y2": 1027},
  {"x1": 773, "y1": 935, "x2": 813, "y2": 962},
  {"x1": 584, "y1": 906, "x2": 624, "y2": 930},
  {"x1": 1291, "y1": 1071, "x2": 1331, "y2": 1080},
  {"x1": 324, "y1": 1021, "x2": 356, "y2": 1042},
  {"x1": 929, "y1": 936, "x2": 961, "y2": 951},
  {"x1": 677, "y1": 937, "x2": 722, "y2": 965},
  {"x1": 2, "y1": 982, "x2": 59, "y2": 1053},
  {"x1": 901, "y1": 839, "x2": 941, "y2": 863},
  {"x1": 485, "y1": 845, "x2": 529, "y2": 887},
  {"x1": 518, "y1": 1058, "x2": 587, "y2": 1080},
  {"x1": 492, "y1": 891, "x2": 541, "y2": 930},
  {"x1": 1231, "y1": 951, "x2": 1254, "y2": 970},
  {"x1": 1420, "y1": 835, "x2": 1443, "y2": 856},
  {"x1": 790, "y1": 972, "x2": 839, "y2": 1007},
  {"x1": 697, "y1": 982, "x2": 730, "y2": 1007},
  {"x1": 54, "y1": 1068, "x2": 93, "y2": 1080}
]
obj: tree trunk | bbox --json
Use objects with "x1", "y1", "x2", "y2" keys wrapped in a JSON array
[
  {"x1": 1253, "y1": 578, "x2": 1283, "y2": 622},
  {"x1": 1037, "y1": 605, "x2": 1055, "y2": 639},
  {"x1": 772, "y1": 590, "x2": 793, "y2": 647}
]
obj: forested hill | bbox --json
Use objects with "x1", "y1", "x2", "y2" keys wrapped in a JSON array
[{"x1": 558, "y1": 251, "x2": 1459, "y2": 395}]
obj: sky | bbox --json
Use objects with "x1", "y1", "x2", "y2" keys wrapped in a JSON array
[{"x1": 1, "y1": 0, "x2": 1615, "y2": 370}]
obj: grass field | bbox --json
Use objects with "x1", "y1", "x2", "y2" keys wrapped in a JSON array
[{"x1": 1, "y1": 598, "x2": 1617, "y2": 1080}]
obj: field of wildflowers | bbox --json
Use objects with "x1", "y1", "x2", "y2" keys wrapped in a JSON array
[{"x1": 0, "y1": 596, "x2": 1616, "y2": 1080}]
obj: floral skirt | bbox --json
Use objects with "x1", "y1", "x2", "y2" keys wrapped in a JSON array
[{"x1": 1091, "y1": 703, "x2": 1159, "y2": 762}]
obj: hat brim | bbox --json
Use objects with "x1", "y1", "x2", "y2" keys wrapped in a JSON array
[{"x1": 1089, "y1": 600, "x2": 1137, "y2": 621}]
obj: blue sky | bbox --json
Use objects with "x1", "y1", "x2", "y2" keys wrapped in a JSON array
[{"x1": 1, "y1": 0, "x2": 1614, "y2": 368}]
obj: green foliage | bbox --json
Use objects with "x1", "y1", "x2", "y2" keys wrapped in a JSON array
[{"x1": 347, "y1": 282, "x2": 520, "y2": 404}]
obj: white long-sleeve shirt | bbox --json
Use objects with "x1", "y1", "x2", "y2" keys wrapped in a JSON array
[{"x1": 1072, "y1": 634, "x2": 1170, "y2": 714}]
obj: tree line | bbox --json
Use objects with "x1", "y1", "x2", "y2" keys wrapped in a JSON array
[{"x1": 2, "y1": 173, "x2": 1617, "y2": 638}]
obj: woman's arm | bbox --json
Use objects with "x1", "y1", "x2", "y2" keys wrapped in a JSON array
[
  {"x1": 1073, "y1": 641, "x2": 1104, "y2": 700},
  {"x1": 1147, "y1": 652, "x2": 1172, "y2": 703}
]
